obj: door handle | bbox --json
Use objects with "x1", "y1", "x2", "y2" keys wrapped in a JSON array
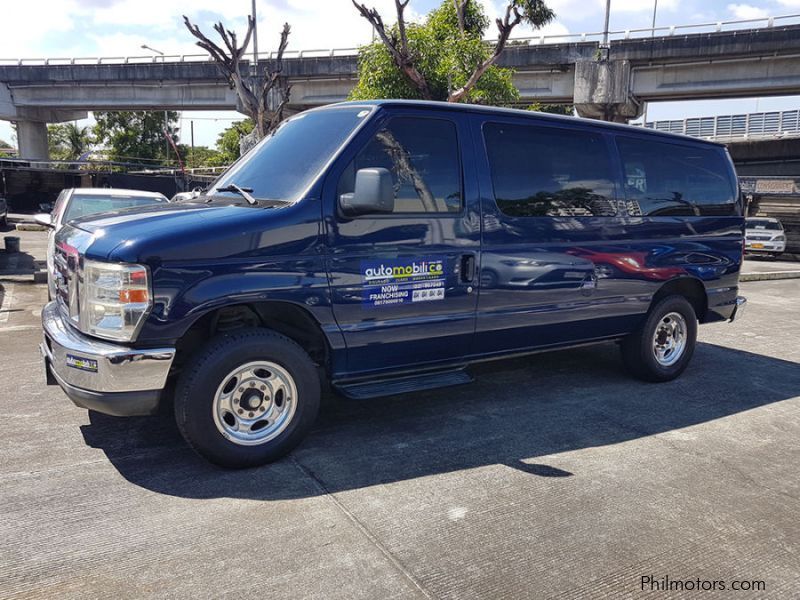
[{"x1": 460, "y1": 254, "x2": 476, "y2": 283}]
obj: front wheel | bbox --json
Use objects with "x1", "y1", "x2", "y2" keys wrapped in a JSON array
[
  {"x1": 174, "y1": 329, "x2": 320, "y2": 468},
  {"x1": 621, "y1": 295, "x2": 698, "y2": 382}
]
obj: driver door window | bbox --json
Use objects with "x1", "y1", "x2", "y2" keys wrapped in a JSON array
[{"x1": 338, "y1": 117, "x2": 462, "y2": 214}]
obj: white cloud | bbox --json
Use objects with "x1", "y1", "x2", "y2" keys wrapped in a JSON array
[
  {"x1": 0, "y1": 1, "x2": 81, "y2": 57},
  {"x1": 607, "y1": 0, "x2": 679, "y2": 14},
  {"x1": 474, "y1": 0, "x2": 571, "y2": 41},
  {"x1": 255, "y1": 0, "x2": 423, "y2": 53},
  {"x1": 727, "y1": 3, "x2": 770, "y2": 18}
]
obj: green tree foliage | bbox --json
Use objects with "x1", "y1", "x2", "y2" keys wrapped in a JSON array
[
  {"x1": 351, "y1": 1, "x2": 512, "y2": 104},
  {"x1": 213, "y1": 119, "x2": 255, "y2": 165},
  {"x1": 183, "y1": 146, "x2": 223, "y2": 169},
  {"x1": 47, "y1": 123, "x2": 93, "y2": 161},
  {"x1": 528, "y1": 103, "x2": 574, "y2": 116},
  {"x1": 93, "y1": 111, "x2": 179, "y2": 165},
  {"x1": 350, "y1": 0, "x2": 554, "y2": 105}
]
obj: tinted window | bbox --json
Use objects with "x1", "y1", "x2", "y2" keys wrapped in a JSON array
[
  {"x1": 211, "y1": 107, "x2": 371, "y2": 202},
  {"x1": 617, "y1": 137, "x2": 736, "y2": 217},
  {"x1": 484, "y1": 122, "x2": 617, "y2": 217},
  {"x1": 64, "y1": 194, "x2": 165, "y2": 221},
  {"x1": 338, "y1": 117, "x2": 462, "y2": 213},
  {"x1": 746, "y1": 218, "x2": 782, "y2": 230}
]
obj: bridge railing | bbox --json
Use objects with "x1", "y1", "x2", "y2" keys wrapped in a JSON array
[
  {"x1": 640, "y1": 109, "x2": 800, "y2": 141},
  {"x1": 1, "y1": 13, "x2": 799, "y2": 66}
]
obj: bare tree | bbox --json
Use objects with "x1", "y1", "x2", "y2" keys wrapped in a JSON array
[
  {"x1": 351, "y1": 1, "x2": 434, "y2": 99},
  {"x1": 351, "y1": 0, "x2": 553, "y2": 103},
  {"x1": 375, "y1": 129, "x2": 438, "y2": 212},
  {"x1": 183, "y1": 15, "x2": 292, "y2": 146}
]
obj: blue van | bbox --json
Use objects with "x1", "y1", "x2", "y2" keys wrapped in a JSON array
[{"x1": 41, "y1": 100, "x2": 746, "y2": 468}]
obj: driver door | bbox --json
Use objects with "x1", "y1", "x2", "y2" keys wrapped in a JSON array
[{"x1": 324, "y1": 111, "x2": 481, "y2": 377}]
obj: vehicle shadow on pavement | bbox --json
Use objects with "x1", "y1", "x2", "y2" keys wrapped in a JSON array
[
  {"x1": 80, "y1": 341, "x2": 800, "y2": 500},
  {"x1": 0, "y1": 249, "x2": 40, "y2": 276}
]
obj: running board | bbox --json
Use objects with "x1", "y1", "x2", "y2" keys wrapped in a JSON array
[{"x1": 335, "y1": 369, "x2": 473, "y2": 400}]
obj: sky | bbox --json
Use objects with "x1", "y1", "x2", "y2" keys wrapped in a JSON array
[{"x1": 0, "y1": 0, "x2": 798, "y2": 150}]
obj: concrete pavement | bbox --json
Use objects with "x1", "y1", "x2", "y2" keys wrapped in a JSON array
[
  {"x1": 741, "y1": 256, "x2": 800, "y2": 281},
  {"x1": 0, "y1": 277, "x2": 798, "y2": 598}
]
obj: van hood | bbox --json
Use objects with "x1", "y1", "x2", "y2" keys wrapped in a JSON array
[{"x1": 70, "y1": 201, "x2": 298, "y2": 264}]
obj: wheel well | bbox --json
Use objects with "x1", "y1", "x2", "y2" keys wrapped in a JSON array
[
  {"x1": 650, "y1": 278, "x2": 708, "y2": 321},
  {"x1": 174, "y1": 301, "x2": 330, "y2": 372}
]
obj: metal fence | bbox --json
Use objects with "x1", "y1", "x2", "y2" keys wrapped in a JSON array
[
  {"x1": 642, "y1": 110, "x2": 800, "y2": 141},
  {"x1": 1, "y1": 13, "x2": 799, "y2": 66}
]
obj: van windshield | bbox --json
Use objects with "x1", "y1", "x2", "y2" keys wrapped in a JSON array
[{"x1": 208, "y1": 106, "x2": 372, "y2": 203}]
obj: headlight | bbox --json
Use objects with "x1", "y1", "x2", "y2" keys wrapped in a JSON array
[
  {"x1": 774, "y1": 235, "x2": 786, "y2": 242},
  {"x1": 79, "y1": 259, "x2": 151, "y2": 342}
]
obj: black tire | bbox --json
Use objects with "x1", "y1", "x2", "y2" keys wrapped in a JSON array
[
  {"x1": 174, "y1": 328, "x2": 321, "y2": 468},
  {"x1": 621, "y1": 295, "x2": 698, "y2": 383}
]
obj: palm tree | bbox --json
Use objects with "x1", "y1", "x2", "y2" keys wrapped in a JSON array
[{"x1": 63, "y1": 123, "x2": 92, "y2": 160}]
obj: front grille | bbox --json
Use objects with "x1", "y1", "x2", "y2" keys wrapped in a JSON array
[
  {"x1": 54, "y1": 243, "x2": 80, "y2": 324},
  {"x1": 747, "y1": 235, "x2": 772, "y2": 241}
]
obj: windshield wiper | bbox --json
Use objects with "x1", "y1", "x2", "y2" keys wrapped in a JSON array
[{"x1": 213, "y1": 183, "x2": 257, "y2": 205}]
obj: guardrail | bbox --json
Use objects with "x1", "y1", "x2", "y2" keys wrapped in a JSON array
[
  {"x1": 0, "y1": 157, "x2": 227, "y2": 174},
  {"x1": 1, "y1": 13, "x2": 798, "y2": 66},
  {"x1": 641, "y1": 109, "x2": 800, "y2": 141}
]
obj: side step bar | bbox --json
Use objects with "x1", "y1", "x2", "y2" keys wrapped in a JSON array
[{"x1": 335, "y1": 369, "x2": 473, "y2": 400}]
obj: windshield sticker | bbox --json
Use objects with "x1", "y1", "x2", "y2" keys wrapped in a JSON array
[
  {"x1": 362, "y1": 258, "x2": 446, "y2": 307},
  {"x1": 66, "y1": 354, "x2": 98, "y2": 373}
]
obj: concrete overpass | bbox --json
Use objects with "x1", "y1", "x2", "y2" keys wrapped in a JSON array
[{"x1": 3, "y1": 15, "x2": 800, "y2": 158}]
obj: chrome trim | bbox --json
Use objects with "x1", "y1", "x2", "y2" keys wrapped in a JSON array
[
  {"x1": 42, "y1": 301, "x2": 174, "y2": 393},
  {"x1": 730, "y1": 296, "x2": 747, "y2": 322}
]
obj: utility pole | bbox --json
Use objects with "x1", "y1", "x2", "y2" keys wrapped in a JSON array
[
  {"x1": 164, "y1": 110, "x2": 170, "y2": 165},
  {"x1": 141, "y1": 45, "x2": 170, "y2": 165},
  {"x1": 642, "y1": 0, "x2": 659, "y2": 127},
  {"x1": 602, "y1": 0, "x2": 611, "y2": 46},
  {"x1": 651, "y1": 0, "x2": 658, "y2": 35},
  {"x1": 251, "y1": 0, "x2": 259, "y2": 81},
  {"x1": 190, "y1": 120, "x2": 195, "y2": 169}
]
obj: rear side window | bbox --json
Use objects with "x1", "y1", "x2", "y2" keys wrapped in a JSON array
[
  {"x1": 617, "y1": 137, "x2": 736, "y2": 216},
  {"x1": 338, "y1": 117, "x2": 462, "y2": 213},
  {"x1": 483, "y1": 122, "x2": 617, "y2": 217}
]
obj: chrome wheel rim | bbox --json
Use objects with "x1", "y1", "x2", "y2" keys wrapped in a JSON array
[
  {"x1": 652, "y1": 312, "x2": 687, "y2": 367},
  {"x1": 212, "y1": 361, "x2": 297, "y2": 446}
]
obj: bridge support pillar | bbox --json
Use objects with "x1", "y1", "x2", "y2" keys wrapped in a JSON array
[
  {"x1": 573, "y1": 60, "x2": 643, "y2": 123},
  {"x1": 16, "y1": 120, "x2": 49, "y2": 160}
]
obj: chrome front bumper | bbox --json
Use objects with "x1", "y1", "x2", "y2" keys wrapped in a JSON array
[{"x1": 41, "y1": 301, "x2": 175, "y2": 416}]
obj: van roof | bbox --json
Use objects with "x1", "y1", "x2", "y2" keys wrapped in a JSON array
[{"x1": 327, "y1": 99, "x2": 727, "y2": 148}]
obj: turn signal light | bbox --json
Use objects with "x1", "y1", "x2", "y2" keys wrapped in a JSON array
[{"x1": 119, "y1": 289, "x2": 149, "y2": 303}]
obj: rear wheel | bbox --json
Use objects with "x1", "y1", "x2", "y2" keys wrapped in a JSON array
[
  {"x1": 174, "y1": 329, "x2": 320, "y2": 468},
  {"x1": 621, "y1": 295, "x2": 698, "y2": 382}
]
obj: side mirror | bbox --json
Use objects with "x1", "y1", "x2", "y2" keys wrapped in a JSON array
[
  {"x1": 340, "y1": 168, "x2": 394, "y2": 216},
  {"x1": 34, "y1": 213, "x2": 54, "y2": 228}
]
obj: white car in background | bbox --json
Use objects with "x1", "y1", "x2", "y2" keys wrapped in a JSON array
[
  {"x1": 35, "y1": 188, "x2": 169, "y2": 298},
  {"x1": 744, "y1": 217, "x2": 786, "y2": 258}
]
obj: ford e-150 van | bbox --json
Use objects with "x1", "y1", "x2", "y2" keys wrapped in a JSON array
[{"x1": 41, "y1": 100, "x2": 746, "y2": 468}]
